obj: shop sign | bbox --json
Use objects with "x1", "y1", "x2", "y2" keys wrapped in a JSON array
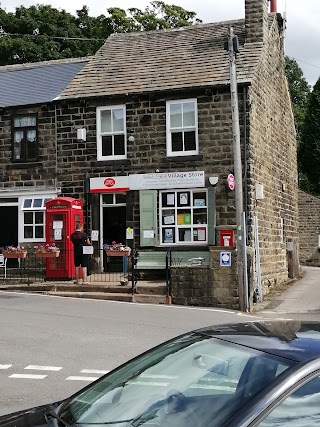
[
  {"x1": 129, "y1": 171, "x2": 205, "y2": 190},
  {"x1": 90, "y1": 176, "x2": 130, "y2": 193}
]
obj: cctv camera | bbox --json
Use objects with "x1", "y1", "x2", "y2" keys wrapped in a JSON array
[{"x1": 209, "y1": 176, "x2": 219, "y2": 186}]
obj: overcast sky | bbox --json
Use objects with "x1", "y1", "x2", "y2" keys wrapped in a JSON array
[{"x1": 0, "y1": 0, "x2": 319, "y2": 86}]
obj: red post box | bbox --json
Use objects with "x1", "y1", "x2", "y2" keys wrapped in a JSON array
[
  {"x1": 219, "y1": 229, "x2": 234, "y2": 247},
  {"x1": 45, "y1": 197, "x2": 84, "y2": 279}
]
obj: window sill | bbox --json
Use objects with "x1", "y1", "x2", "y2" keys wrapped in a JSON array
[
  {"x1": 6, "y1": 162, "x2": 42, "y2": 170},
  {"x1": 164, "y1": 155, "x2": 203, "y2": 163},
  {"x1": 91, "y1": 159, "x2": 131, "y2": 167}
]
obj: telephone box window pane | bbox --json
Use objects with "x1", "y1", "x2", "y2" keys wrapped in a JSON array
[
  {"x1": 35, "y1": 212, "x2": 44, "y2": 224},
  {"x1": 24, "y1": 226, "x2": 33, "y2": 239},
  {"x1": 33, "y1": 199, "x2": 42, "y2": 208},
  {"x1": 24, "y1": 212, "x2": 33, "y2": 224},
  {"x1": 35, "y1": 226, "x2": 44, "y2": 238},
  {"x1": 24, "y1": 199, "x2": 32, "y2": 208},
  {"x1": 102, "y1": 136, "x2": 112, "y2": 156}
]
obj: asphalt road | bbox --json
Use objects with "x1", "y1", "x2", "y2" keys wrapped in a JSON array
[{"x1": 0, "y1": 290, "x2": 255, "y2": 416}]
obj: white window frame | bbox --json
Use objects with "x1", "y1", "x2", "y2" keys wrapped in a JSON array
[
  {"x1": 20, "y1": 196, "x2": 52, "y2": 242},
  {"x1": 96, "y1": 105, "x2": 127, "y2": 161},
  {"x1": 166, "y1": 99, "x2": 198, "y2": 157},
  {"x1": 159, "y1": 188, "x2": 208, "y2": 246}
]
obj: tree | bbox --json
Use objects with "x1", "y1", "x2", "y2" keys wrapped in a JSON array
[
  {"x1": 0, "y1": 2, "x2": 201, "y2": 65},
  {"x1": 285, "y1": 56, "x2": 311, "y2": 146},
  {"x1": 299, "y1": 77, "x2": 320, "y2": 195}
]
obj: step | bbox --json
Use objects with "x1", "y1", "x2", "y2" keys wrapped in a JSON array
[{"x1": 48, "y1": 291, "x2": 134, "y2": 302}]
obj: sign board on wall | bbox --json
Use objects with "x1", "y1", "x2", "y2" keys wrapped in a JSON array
[
  {"x1": 90, "y1": 171, "x2": 205, "y2": 192},
  {"x1": 129, "y1": 171, "x2": 205, "y2": 190}
]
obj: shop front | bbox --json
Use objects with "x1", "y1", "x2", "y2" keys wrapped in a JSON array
[{"x1": 89, "y1": 171, "x2": 216, "y2": 252}]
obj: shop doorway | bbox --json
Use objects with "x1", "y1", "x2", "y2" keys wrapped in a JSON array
[
  {"x1": 102, "y1": 206, "x2": 126, "y2": 272},
  {"x1": 0, "y1": 206, "x2": 19, "y2": 267},
  {"x1": 103, "y1": 206, "x2": 126, "y2": 246}
]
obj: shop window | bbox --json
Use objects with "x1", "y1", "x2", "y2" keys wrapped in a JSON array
[
  {"x1": 12, "y1": 115, "x2": 38, "y2": 162},
  {"x1": 20, "y1": 196, "x2": 52, "y2": 242},
  {"x1": 166, "y1": 99, "x2": 198, "y2": 157},
  {"x1": 97, "y1": 106, "x2": 126, "y2": 161},
  {"x1": 160, "y1": 189, "x2": 208, "y2": 245}
]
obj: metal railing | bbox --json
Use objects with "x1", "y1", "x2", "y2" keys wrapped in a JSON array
[{"x1": 0, "y1": 249, "x2": 131, "y2": 285}]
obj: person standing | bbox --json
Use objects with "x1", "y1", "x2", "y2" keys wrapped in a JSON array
[{"x1": 70, "y1": 223, "x2": 90, "y2": 285}]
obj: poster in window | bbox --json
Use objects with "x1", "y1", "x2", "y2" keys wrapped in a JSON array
[
  {"x1": 164, "y1": 215, "x2": 175, "y2": 225},
  {"x1": 194, "y1": 199, "x2": 205, "y2": 207},
  {"x1": 167, "y1": 194, "x2": 175, "y2": 206},
  {"x1": 164, "y1": 229, "x2": 173, "y2": 243},
  {"x1": 197, "y1": 228, "x2": 206, "y2": 241},
  {"x1": 177, "y1": 214, "x2": 185, "y2": 225},
  {"x1": 179, "y1": 193, "x2": 188, "y2": 205},
  {"x1": 184, "y1": 213, "x2": 191, "y2": 224}
]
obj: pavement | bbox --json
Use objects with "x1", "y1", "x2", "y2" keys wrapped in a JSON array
[
  {"x1": 0, "y1": 266, "x2": 319, "y2": 313},
  {"x1": 253, "y1": 266, "x2": 320, "y2": 314}
]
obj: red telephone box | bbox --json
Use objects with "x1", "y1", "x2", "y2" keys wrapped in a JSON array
[{"x1": 45, "y1": 197, "x2": 84, "y2": 279}]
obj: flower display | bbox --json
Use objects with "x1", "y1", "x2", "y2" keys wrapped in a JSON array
[
  {"x1": 2, "y1": 245, "x2": 26, "y2": 253},
  {"x1": 103, "y1": 241, "x2": 131, "y2": 251},
  {"x1": 34, "y1": 243, "x2": 60, "y2": 253}
]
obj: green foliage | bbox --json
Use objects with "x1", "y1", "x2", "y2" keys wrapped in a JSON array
[
  {"x1": 0, "y1": 2, "x2": 201, "y2": 65},
  {"x1": 299, "y1": 77, "x2": 320, "y2": 195},
  {"x1": 285, "y1": 56, "x2": 311, "y2": 146}
]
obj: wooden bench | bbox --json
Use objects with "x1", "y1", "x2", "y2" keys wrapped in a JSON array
[{"x1": 136, "y1": 250, "x2": 210, "y2": 271}]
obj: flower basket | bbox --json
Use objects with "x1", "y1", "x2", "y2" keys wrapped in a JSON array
[
  {"x1": 106, "y1": 249, "x2": 131, "y2": 257},
  {"x1": 3, "y1": 251, "x2": 27, "y2": 259},
  {"x1": 35, "y1": 251, "x2": 60, "y2": 258}
]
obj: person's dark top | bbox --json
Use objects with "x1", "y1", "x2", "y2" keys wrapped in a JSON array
[{"x1": 71, "y1": 230, "x2": 89, "y2": 253}]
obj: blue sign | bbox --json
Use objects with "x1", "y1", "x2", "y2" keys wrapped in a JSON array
[{"x1": 220, "y1": 252, "x2": 231, "y2": 267}]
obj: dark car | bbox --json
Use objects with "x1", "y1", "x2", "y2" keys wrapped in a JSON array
[{"x1": 2, "y1": 320, "x2": 320, "y2": 426}]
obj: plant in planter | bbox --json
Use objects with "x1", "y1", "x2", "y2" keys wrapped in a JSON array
[
  {"x1": 34, "y1": 243, "x2": 60, "y2": 258},
  {"x1": 2, "y1": 245, "x2": 27, "y2": 258},
  {"x1": 103, "y1": 241, "x2": 131, "y2": 256}
]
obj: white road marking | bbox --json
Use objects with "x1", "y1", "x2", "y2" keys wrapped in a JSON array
[
  {"x1": 0, "y1": 364, "x2": 12, "y2": 369},
  {"x1": 25, "y1": 365, "x2": 62, "y2": 371},
  {"x1": 66, "y1": 376, "x2": 98, "y2": 382},
  {"x1": 9, "y1": 374, "x2": 47, "y2": 379},
  {"x1": 81, "y1": 369, "x2": 109, "y2": 375}
]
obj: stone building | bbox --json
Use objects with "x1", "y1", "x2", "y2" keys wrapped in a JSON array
[
  {"x1": 298, "y1": 190, "x2": 320, "y2": 266},
  {"x1": 0, "y1": 0, "x2": 299, "y2": 309}
]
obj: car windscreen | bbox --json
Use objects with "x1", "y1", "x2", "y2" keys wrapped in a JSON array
[{"x1": 59, "y1": 333, "x2": 296, "y2": 427}]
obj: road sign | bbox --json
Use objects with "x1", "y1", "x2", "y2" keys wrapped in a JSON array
[
  {"x1": 220, "y1": 252, "x2": 231, "y2": 267},
  {"x1": 227, "y1": 174, "x2": 235, "y2": 190}
]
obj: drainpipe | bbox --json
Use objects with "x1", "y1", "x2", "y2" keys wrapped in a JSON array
[{"x1": 270, "y1": 0, "x2": 277, "y2": 12}]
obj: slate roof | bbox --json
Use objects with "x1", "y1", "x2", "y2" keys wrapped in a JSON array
[
  {"x1": 0, "y1": 57, "x2": 90, "y2": 108},
  {"x1": 59, "y1": 19, "x2": 269, "y2": 100}
]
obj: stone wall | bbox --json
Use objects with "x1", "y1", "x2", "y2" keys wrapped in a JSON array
[
  {"x1": 246, "y1": 17, "x2": 299, "y2": 295},
  {"x1": 0, "y1": 105, "x2": 57, "y2": 189},
  {"x1": 170, "y1": 249, "x2": 239, "y2": 309},
  {"x1": 298, "y1": 189, "x2": 320, "y2": 265}
]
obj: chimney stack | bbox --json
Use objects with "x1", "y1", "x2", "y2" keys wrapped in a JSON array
[
  {"x1": 270, "y1": 0, "x2": 277, "y2": 12},
  {"x1": 245, "y1": 0, "x2": 269, "y2": 44}
]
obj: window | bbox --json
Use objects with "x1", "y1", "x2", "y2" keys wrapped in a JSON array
[
  {"x1": 21, "y1": 197, "x2": 52, "y2": 241},
  {"x1": 97, "y1": 106, "x2": 126, "y2": 160},
  {"x1": 166, "y1": 99, "x2": 198, "y2": 156},
  {"x1": 12, "y1": 115, "x2": 38, "y2": 162},
  {"x1": 160, "y1": 189, "x2": 207, "y2": 245},
  {"x1": 257, "y1": 376, "x2": 320, "y2": 426}
]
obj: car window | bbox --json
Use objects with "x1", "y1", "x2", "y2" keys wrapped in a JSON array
[
  {"x1": 59, "y1": 334, "x2": 294, "y2": 427},
  {"x1": 257, "y1": 375, "x2": 320, "y2": 426}
]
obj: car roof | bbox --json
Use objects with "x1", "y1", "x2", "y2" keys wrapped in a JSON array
[{"x1": 194, "y1": 320, "x2": 320, "y2": 363}]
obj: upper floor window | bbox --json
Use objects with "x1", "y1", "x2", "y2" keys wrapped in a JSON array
[
  {"x1": 166, "y1": 99, "x2": 198, "y2": 157},
  {"x1": 97, "y1": 106, "x2": 126, "y2": 160},
  {"x1": 12, "y1": 115, "x2": 38, "y2": 162}
]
